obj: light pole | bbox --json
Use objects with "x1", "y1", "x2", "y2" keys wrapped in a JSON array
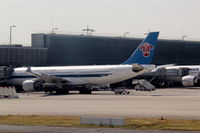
[
  {"x1": 182, "y1": 35, "x2": 187, "y2": 41},
  {"x1": 52, "y1": 27, "x2": 58, "y2": 34},
  {"x1": 124, "y1": 32, "x2": 129, "y2": 38},
  {"x1": 82, "y1": 25, "x2": 95, "y2": 36},
  {"x1": 10, "y1": 25, "x2": 16, "y2": 45},
  {"x1": 89, "y1": 29, "x2": 95, "y2": 36},
  {"x1": 83, "y1": 25, "x2": 89, "y2": 36}
]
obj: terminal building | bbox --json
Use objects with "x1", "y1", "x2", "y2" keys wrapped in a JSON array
[
  {"x1": 0, "y1": 33, "x2": 200, "y2": 67},
  {"x1": 32, "y1": 33, "x2": 200, "y2": 66},
  {"x1": 0, "y1": 45, "x2": 47, "y2": 67}
]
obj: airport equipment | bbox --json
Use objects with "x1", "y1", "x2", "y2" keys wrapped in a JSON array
[
  {"x1": 80, "y1": 116, "x2": 125, "y2": 126},
  {"x1": 132, "y1": 79, "x2": 156, "y2": 91},
  {"x1": 113, "y1": 87, "x2": 130, "y2": 95},
  {"x1": 139, "y1": 66, "x2": 200, "y2": 87},
  {"x1": 0, "y1": 87, "x2": 19, "y2": 99}
]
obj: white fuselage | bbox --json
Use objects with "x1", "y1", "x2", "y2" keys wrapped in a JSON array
[
  {"x1": 165, "y1": 65, "x2": 200, "y2": 76},
  {"x1": 8, "y1": 64, "x2": 155, "y2": 86}
]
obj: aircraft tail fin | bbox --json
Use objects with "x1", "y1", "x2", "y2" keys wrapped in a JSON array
[{"x1": 122, "y1": 32, "x2": 159, "y2": 65}]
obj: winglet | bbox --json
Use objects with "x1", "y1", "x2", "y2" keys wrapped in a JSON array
[{"x1": 122, "y1": 32, "x2": 159, "y2": 65}]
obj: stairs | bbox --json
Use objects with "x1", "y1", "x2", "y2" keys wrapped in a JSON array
[{"x1": 132, "y1": 79, "x2": 156, "y2": 91}]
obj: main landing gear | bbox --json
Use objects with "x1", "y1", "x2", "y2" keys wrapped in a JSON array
[{"x1": 79, "y1": 89, "x2": 92, "y2": 94}]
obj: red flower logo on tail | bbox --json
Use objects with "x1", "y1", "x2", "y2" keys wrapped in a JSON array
[{"x1": 139, "y1": 43, "x2": 153, "y2": 57}]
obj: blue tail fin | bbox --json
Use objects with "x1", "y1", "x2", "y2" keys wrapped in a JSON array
[{"x1": 122, "y1": 32, "x2": 159, "y2": 65}]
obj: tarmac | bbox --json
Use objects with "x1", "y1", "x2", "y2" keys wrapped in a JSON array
[
  {"x1": 0, "y1": 124, "x2": 199, "y2": 133},
  {"x1": 0, "y1": 88, "x2": 200, "y2": 119}
]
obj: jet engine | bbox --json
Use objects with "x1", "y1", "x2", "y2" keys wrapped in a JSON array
[
  {"x1": 22, "y1": 80, "x2": 43, "y2": 91},
  {"x1": 181, "y1": 75, "x2": 200, "y2": 87}
]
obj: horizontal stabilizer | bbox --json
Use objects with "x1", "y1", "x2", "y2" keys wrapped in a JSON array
[
  {"x1": 151, "y1": 64, "x2": 176, "y2": 72},
  {"x1": 132, "y1": 64, "x2": 144, "y2": 72}
]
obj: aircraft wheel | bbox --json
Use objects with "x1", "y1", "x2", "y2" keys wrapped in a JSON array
[
  {"x1": 79, "y1": 89, "x2": 92, "y2": 94},
  {"x1": 56, "y1": 89, "x2": 69, "y2": 94}
]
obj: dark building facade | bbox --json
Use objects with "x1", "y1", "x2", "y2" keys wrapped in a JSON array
[
  {"x1": 0, "y1": 45, "x2": 48, "y2": 66},
  {"x1": 153, "y1": 40, "x2": 200, "y2": 65},
  {"x1": 32, "y1": 34, "x2": 142, "y2": 65},
  {"x1": 32, "y1": 33, "x2": 200, "y2": 66}
]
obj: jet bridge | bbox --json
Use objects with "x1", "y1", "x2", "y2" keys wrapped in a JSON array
[
  {"x1": 143, "y1": 67, "x2": 189, "y2": 77},
  {"x1": 0, "y1": 66, "x2": 13, "y2": 80},
  {"x1": 138, "y1": 67, "x2": 191, "y2": 87}
]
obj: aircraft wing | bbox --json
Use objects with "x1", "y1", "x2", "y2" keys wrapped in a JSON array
[{"x1": 26, "y1": 66, "x2": 69, "y2": 84}]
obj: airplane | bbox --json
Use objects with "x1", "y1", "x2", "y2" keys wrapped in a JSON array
[
  {"x1": 6, "y1": 32, "x2": 159, "y2": 94},
  {"x1": 141, "y1": 65, "x2": 200, "y2": 87},
  {"x1": 159, "y1": 65, "x2": 200, "y2": 87}
]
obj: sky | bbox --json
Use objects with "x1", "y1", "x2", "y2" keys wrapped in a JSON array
[{"x1": 0, "y1": 0, "x2": 200, "y2": 45}]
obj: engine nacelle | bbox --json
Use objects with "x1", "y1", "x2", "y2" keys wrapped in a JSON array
[
  {"x1": 182, "y1": 75, "x2": 200, "y2": 87},
  {"x1": 22, "y1": 80, "x2": 42, "y2": 91}
]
